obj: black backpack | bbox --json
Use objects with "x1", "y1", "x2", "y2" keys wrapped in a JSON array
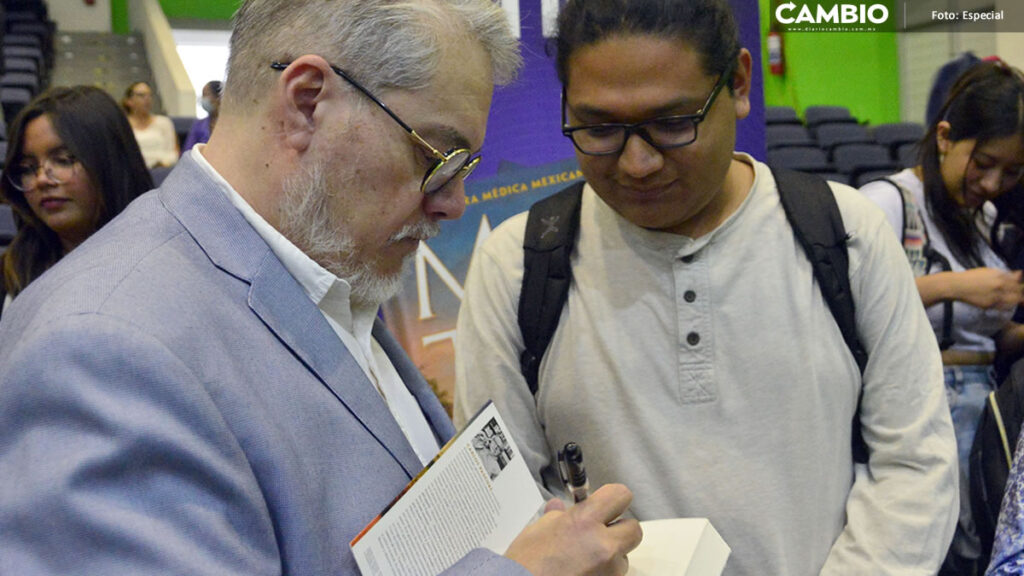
[
  {"x1": 518, "y1": 168, "x2": 869, "y2": 463},
  {"x1": 970, "y1": 358, "x2": 1024, "y2": 571}
]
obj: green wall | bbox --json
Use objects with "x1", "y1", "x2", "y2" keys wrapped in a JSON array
[
  {"x1": 758, "y1": 0, "x2": 901, "y2": 125},
  {"x1": 112, "y1": 0, "x2": 237, "y2": 34},
  {"x1": 112, "y1": 0, "x2": 129, "y2": 34},
  {"x1": 157, "y1": 0, "x2": 239, "y2": 21}
]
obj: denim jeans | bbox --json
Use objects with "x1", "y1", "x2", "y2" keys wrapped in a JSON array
[
  {"x1": 945, "y1": 364, "x2": 996, "y2": 473},
  {"x1": 941, "y1": 364, "x2": 996, "y2": 574}
]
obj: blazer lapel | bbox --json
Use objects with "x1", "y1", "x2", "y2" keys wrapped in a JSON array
[
  {"x1": 247, "y1": 264, "x2": 425, "y2": 478},
  {"x1": 160, "y1": 155, "x2": 425, "y2": 478}
]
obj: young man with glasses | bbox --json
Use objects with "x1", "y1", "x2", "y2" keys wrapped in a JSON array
[
  {"x1": 454, "y1": 0, "x2": 958, "y2": 574},
  {"x1": 0, "y1": 1, "x2": 642, "y2": 574}
]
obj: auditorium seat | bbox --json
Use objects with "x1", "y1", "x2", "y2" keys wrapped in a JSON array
[
  {"x1": 2, "y1": 45, "x2": 43, "y2": 77},
  {"x1": 766, "y1": 124, "x2": 815, "y2": 150},
  {"x1": 804, "y1": 105, "x2": 856, "y2": 128},
  {"x1": 1, "y1": 71, "x2": 38, "y2": 95},
  {"x1": 818, "y1": 172, "x2": 849, "y2": 186},
  {"x1": 873, "y1": 122, "x2": 925, "y2": 158},
  {"x1": 897, "y1": 142, "x2": 919, "y2": 168},
  {"x1": 150, "y1": 165, "x2": 173, "y2": 187},
  {"x1": 853, "y1": 170, "x2": 901, "y2": 188},
  {"x1": 766, "y1": 146, "x2": 831, "y2": 173},
  {"x1": 765, "y1": 105, "x2": 800, "y2": 125},
  {"x1": 0, "y1": 203, "x2": 16, "y2": 246},
  {"x1": 1, "y1": 86, "x2": 30, "y2": 122},
  {"x1": 832, "y1": 143, "x2": 898, "y2": 184},
  {"x1": 4, "y1": 56, "x2": 36, "y2": 75},
  {"x1": 815, "y1": 123, "x2": 872, "y2": 152},
  {"x1": 9, "y1": 22, "x2": 51, "y2": 41},
  {"x1": 4, "y1": 33, "x2": 40, "y2": 50},
  {"x1": 170, "y1": 116, "x2": 195, "y2": 150}
]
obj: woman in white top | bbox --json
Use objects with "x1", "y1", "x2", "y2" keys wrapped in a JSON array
[
  {"x1": 860, "y1": 60, "x2": 1024, "y2": 574},
  {"x1": 122, "y1": 81, "x2": 179, "y2": 168}
]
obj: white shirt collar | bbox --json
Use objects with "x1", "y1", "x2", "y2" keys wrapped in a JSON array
[
  {"x1": 189, "y1": 146, "x2": 377, "y2": 338},
  {"x1": 188, "y1": 147, "x2": 439, "y2": 465}
]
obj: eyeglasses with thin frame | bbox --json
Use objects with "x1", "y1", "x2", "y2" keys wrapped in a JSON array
[
  {"x1": 7, "y1": 151, "x2": 79, "y2": 192},
  {"x1": 270, "y1": 61, "x2": 480, "y2": 195},
  {"x1": 561, "y1": 70, "x2": 732, "y2": 156}
]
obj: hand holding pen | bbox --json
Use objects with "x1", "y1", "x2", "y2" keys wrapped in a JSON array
[
  {"x1": 504, "y1": 483, "x2": 641, "y2": 576},
  {"x1": 504, "y1": 440, "x2": 641, "y2": 575}
]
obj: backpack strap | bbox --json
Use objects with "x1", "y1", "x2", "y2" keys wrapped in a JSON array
[
  {"x1": 987, "y1": 392, "x2": 1014, "y2": 470},
  {"x1": 518, "y1": 181, "x2": 585, "y2": 395},
  {"x1": 873, "y1": 177, "x2": 955, "y2": 350},
  {"x1": 774, "y1": 169, "x2": 868, "y2": 373},
  {"x1": 773, "y1": 168, "x2": 869, "y2": 464},
  {"x1": 925, "y1": 252, "x2": 955, "y2": 350},
  {"x1": 881, "y1": 177, "x2": 932, "y2": 275}
]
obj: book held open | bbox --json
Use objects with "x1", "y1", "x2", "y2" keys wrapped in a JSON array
[
  {"x1": 351, "y1": 401, "x2": 730, "y2": 576},
  {"x1": 351, "y1": 401, "x2": 544, "y2": 576}
]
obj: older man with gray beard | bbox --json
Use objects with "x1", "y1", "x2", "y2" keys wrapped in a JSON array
[{"x1": 0, "y1": 1, "x2": 641, "y2": 575}]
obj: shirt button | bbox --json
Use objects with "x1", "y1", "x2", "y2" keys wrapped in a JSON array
[
  {"x1": 687, "y1": 332, "x2": 700, "y2": 346},
  {"x1": 684, "y1": 290, "x2": 696, "y2": 303}
]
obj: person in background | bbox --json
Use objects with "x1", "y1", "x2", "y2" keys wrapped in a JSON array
[
  {"x1": 122, "y1": 80, "x2": 179, "y2": 168},
  {"x1": 860, "y1": 61, "x2": 1024, "y2": 574},
  {"x1": 182, "y1": 80, "x2": 223, "y2": 154},
  {"x1": 0, "y1": 0, "x2": 641, "y2": 574},
  {"x1": 0, "y1": 85, "x2": 152, "y2": 316},
  {"x1": 454, "y1": 0, "x2": 958, "y2": 574}
]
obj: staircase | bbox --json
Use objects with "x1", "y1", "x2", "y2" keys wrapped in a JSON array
[{"x1": 49, "y1": 32, "x2": 163, "y2": 112}]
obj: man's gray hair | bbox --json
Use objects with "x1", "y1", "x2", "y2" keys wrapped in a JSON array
[{"x1": 224, "y1": 0, "x2": 521, "y2": 110}]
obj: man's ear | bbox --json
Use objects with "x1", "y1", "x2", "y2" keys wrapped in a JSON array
[
  {"x1": 278, "y1": 55, "x2": 333, "y2": 153},
  {"x1": 730, "y1": 48, "x2": 753, "y2": 121}
]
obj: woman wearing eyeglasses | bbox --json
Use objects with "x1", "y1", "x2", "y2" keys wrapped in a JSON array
[
  {"x1": 0, "y1": 85, "x2": 153, "y2": 314},
  {"x1": 859, "y1": 60, "x2": 1024, "y2": 574}
]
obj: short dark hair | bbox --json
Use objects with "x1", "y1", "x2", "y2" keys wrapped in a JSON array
[
  {"x1": 1, "y1": 85, "x2": 154, "y2": 296},
  {"x1": 555, "y1": 0, "x2": 741, "y2": 88},
  {"x1": 919, "y1": 61, "x2": 1024, "y2": 267},
  {"x1": 205, "y1": 80, "x2": 223, "y2": 97}
]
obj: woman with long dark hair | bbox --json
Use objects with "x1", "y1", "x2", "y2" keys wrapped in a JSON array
[
  {"x1": 1, "y1": 85, "x2": 153, "y2": 312},
  {"x1": 860, "y1": 60, "x2": 1024, "y2": 573}
]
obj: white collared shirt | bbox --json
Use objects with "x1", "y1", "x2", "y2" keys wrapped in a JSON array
[{"x1": 191, "y1": 146, "x2": 439, "y2": 466}]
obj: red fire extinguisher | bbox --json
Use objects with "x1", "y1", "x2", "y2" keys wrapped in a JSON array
[{"x1": 767, "y1": 30, "x2": 784, "y2": 76}]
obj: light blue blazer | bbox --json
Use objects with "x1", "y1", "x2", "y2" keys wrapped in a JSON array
[{"x1": 0, "y1": 155, "x2": 528, "y2": 575}]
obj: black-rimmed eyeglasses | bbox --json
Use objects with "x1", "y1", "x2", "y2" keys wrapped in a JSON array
[
  {"x1": 270, "y1": 61, "x2": 479, "y2": 195},
  {"x1": 561, "y1": 71, "x2": 731, "y2": 156}
]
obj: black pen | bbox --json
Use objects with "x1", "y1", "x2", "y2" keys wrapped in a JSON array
[{"x1": 559, "y1": 442, "x2": 590, "y2": 503}]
